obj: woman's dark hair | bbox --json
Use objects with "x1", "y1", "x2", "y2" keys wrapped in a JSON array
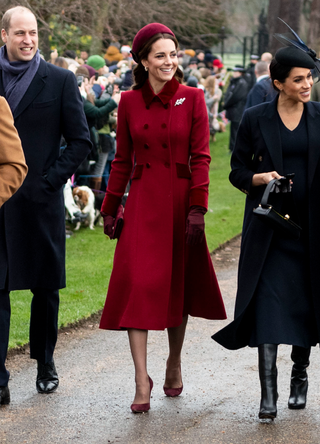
[
  {"x1": 269, "y1": 58, "x2": 293, "y2": 92},
  {"x1": 132, "y1": 33, "x2": 183, "y2": 90}
]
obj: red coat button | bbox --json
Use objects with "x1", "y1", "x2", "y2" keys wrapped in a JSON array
[
  {"x1": 161, "y1": 123, "x2": 167, "y2": 129},
  {"x1": 164, "y1": 162, "x2": 170, "y2": 168},
  {"x1": 146, "y1": 163, "x2": 151, "y2": 168},
  {"x1": 144, "y1": 124, "x2": 149, "y2": 129},
  {"x1": 162, "y1": 143, "x2": 168, "y2": 148},
  {"x1": 144, "y1": 143, "x2": 149, "y2": 149},
  {"x1": 164, "y1": 104, "x2": 169, "y2": 109}
]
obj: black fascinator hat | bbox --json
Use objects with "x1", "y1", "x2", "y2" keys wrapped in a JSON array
[
  {"x1": 274, "y1": 18, "x2": 320, "y2": 82},
  {"x1": 275, "y1": 46, "x2": 315, "y2": 69}
]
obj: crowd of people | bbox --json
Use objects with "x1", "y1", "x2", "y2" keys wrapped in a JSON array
[{"x1": 45, "y1": 42, "x2": 276, "y2": 206}]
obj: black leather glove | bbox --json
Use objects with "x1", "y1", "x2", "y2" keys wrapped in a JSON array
[{"x1": 270, "y1": 173, "x2": 294, "y2": 194}]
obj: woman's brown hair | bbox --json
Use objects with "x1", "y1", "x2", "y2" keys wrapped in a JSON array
[
  {"x1": 204, "y1": 75, "x2": 216, "y2": 96},
  {"x1": 132, "y1": 33, "x2": 183, "y2": 90}
]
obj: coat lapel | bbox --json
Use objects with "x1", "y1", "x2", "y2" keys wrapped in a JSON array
[
  {"x1": 13, "y1": 59, "x2": 48, "y2": 119},
  {"x1": 306, "y1": 101, "x2": 320, "y2": 188},
  {"x1": 257, "y1": 96, "x2": 284, "y2": 174}
]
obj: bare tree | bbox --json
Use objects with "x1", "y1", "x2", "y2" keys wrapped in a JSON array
[
  {"x1": 0, "y1": 0, "x2": 224, "y2": 56},
  {"x1": 267, "y1": 0, "x2": 303, "y2": 56},
  {"x1": 307, "y1": 0, "x2": 320, "y2": 53}
]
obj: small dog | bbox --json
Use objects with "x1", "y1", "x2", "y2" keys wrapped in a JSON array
[{"x1": 72, "y1": 186, "x2": 95, "y2": 230}]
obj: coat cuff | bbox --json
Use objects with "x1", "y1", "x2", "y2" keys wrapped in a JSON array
[
  {"x1": 189, "y1": 188, "x2": 208, "y2": 209},
  {"x1": 101, "y1": 193, "x2": 122, "y2": 217}
]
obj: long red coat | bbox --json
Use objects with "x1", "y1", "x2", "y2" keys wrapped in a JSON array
[{"x1": 99, "y1": 77, "x2": 226, "y2": 330}]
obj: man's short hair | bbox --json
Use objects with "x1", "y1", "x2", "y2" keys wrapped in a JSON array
[
  {"x1": 255, "y1": 61, "x2": 269, "y2": 77},
  {"x1": 2, "y1": 6, "x2": 35, "y2": 33}
]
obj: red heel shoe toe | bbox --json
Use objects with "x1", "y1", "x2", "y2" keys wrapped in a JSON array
[{"x1": 163, "y1": 385, "x2": 183, "y2": 397}]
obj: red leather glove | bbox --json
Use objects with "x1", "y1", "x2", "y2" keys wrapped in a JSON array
[
  {"x1": 101, "y1": 205, "x2": 124, "y2": 240},
  {"x1": 185, "y1": 206, "x2": 207, "y2": 246}
]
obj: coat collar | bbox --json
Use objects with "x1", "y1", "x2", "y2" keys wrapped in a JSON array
[
  {"x1": 0, "y1": 58, "x2": 47, "y2": 119},
  {"x1": 257, "y1": 95, "x2": 284, "y2": 174},
  {"x1": 141, "y1": 77, "x2": 179, "y2": 107}
]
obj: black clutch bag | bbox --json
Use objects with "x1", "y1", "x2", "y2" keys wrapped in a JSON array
[{"x1": 253, "y1": 178, "x2": 301, "y2": 240}]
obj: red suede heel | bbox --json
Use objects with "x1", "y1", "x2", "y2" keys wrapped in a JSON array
[
  {"x1": 163, "y1": 385, "x2": 183, "y2": 397},
  {"x1": 131, "y1": 376, "x2": 153, "y2": 413}
]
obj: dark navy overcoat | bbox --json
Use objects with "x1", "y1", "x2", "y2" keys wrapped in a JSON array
[
  {"x1": 0, "y1": 59, "x2": 91, "y2": 291},
  {"x1": 213, "y1": 96, "x2": 320, "y2": 349}
]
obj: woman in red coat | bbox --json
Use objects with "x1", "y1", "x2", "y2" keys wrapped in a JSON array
[{"x1": 100, "y1": 23, "x2": 226, "y2": 413}]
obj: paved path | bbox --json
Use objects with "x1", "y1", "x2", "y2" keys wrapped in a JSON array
[{"x1": 1, "y1": 243, "x2": 320, "y2": 443}]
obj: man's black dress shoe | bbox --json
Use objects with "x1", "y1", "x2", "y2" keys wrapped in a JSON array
[
  {"x1": 36, "y1": 359, "x2": 59, "y2": 394},
  {"x1": 0, "y1": 385, "x2": 10, "y2": 405}
]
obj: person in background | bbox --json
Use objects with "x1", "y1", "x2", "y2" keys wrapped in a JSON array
[
  {"x1": 120, "y1": 45, "x2": 132, "y2": 61},
  {"x1": 204, "y1": 53, "x2": 216, "y2": 71},
  {"x1": 104, "y1": 43, "x2": 123, "y2": 67},
  {"x1": 0, "y1": 97, "x2": 27, "y2": 208},
  {"x1": 223, "y1": 65, "x2": 248, "y2": 152},
  {"x1": 86, "y1": 55, "x2": 109, "y2": 77},
  {"x1": 77, "y1": 68, "x2": 119, "y2": 190},
  {"x1": 245, "y1": 54, "x2": 259, "y2": 91},
  {"x1": 62, "y1": 49, "x2": 79, "y2": 68},
  {"x1": 0, "y1": 6, "x2": 91, "y2": 404},
  {"x1": 261, "y1": 52, "x2": 273, "y2": 65},
  {"x1": 53, "y1": 56, "x2": 68, "y2": 69},
  {"x1": 245, "y1": 60, "x2": 277, "y2": 110},
  {"x1": 99, "y1": 22, "x2": 226, "y2": 414},
  {"x1": 213, "y1": 58, "x2": 223, "y2": 75},
  {"x1": 196, "y1": 49, "x2": 205, "y2": 64},
  {"x1": 204, "y1": 75, "x2": 223, "y2": 139},
  {"x1": 80, "y1": 50, "x2": 89, "y2": 63}
]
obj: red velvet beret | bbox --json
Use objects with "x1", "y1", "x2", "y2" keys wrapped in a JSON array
[{"x1": 131, "y1": 23, "x2": 175, "y2": 63}]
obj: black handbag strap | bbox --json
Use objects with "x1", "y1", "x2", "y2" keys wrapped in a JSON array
[{"x1": 260, "y1": 178, "x2": 278, "y2": 207}]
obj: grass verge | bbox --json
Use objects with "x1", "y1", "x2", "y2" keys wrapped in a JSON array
[{"x1": 9, "y1": 126, "x2": 244, "y2": 349}]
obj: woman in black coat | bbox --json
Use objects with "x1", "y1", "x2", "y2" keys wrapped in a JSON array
[{"x1": 213, "y1": 46, "x2": 320, "y2": 420}]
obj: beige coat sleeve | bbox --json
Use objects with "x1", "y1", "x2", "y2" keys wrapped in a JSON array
[{"x1": 0, "y1": 96, "x2": 28, "y2": 207}]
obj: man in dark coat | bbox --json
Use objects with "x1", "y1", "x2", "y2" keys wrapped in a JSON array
[
  {"x1": 245, "y1": 61, "x2": 277, "y2": 110},
  {"x1": 223, "y1": 66, "x2": 248, "y2": 152},
  {"x1": 0, "y1": 6, "x2": 91, "y2": 404},
  {"x1": 244, "y1": 54, "x2": 259, "y2": 91}
]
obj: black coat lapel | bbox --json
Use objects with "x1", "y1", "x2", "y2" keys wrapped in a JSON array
[
  {"x1": 257, "y1": 97, "x2": 284, "y2": 174},
  {"x1": 13, "y1": 59, "x2": 47, "y2": 119},
  {"x1": 306, "y1": 101, "x2": 320, "y2": 188}
]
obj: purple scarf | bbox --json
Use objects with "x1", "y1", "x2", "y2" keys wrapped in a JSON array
[{"x1": 0, "y1": 45, "x2": 40, "y2": 114}]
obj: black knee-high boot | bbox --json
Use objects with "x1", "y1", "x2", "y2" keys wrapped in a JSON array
[
  {"x1": 288, "y1": 345, "x2": 310, "y2": 409},
  {"x1": 258, "y1": 344, "x2": 278, "y2": 419}
]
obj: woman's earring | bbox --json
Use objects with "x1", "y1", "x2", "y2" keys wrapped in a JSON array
[{"x1": 145, "y1": 66, "x2": 148, "y2": 72}]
